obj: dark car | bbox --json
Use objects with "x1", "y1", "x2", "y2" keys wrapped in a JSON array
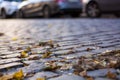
[
  {"x1": 16, "y1": 0, "x2": 59, "y2": 18},
  {"x1": 57, "y1": 0, "x2": 83, "y2": 17},
  {"x1": 82, "y1": 0, "x2": 120, "y2": 18}
]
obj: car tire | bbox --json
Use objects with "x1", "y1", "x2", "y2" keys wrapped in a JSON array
[
  {"x1": 115, "y1": 13, "x2": 120, "y2": 17},
  {"x1": 43, "y1": 6, "x2": 51, "y2": 18},
  {"x1": 86, "y1": 2, "x2": 101, "y2": 18},
  {"x1": 70, "y1": 13, "x2": 80, "y2": 18},
  {"x1": 0, "y1": 9, "x2": 7, "y2": 19},
  {"x1": 16, "y1": 10, "x2": 24, "y2": 18}
]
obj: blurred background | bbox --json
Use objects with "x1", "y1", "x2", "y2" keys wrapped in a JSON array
[{"x1": 0, "y1": 0, "x2": 120, "y2": 19}]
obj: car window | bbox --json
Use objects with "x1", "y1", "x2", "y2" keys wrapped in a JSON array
[
  {"x1": 4, "y1": 0, "x2": 13, "y2": 1},
  {"x1": 4, "y1": 0, "x2": 22, "y2": 2},
  {"x1": 12, "y1": 0, "x2": 23, "y2": 2}
]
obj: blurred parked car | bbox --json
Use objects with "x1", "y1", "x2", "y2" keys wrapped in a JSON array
[
  {"x1": 82, "y1": 0, "x2": 120, "y2": 18},
  {"x1": 57, "y1": 0, "x2": 83, "y2": 17},
  {"x1": 0, "y1": 0, "x2": 22, "y2": 19},
  {"x1": 16, "y1": 0, "x2": 59, "y2": 18}
]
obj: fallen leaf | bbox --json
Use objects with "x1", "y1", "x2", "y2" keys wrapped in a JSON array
[
  {"x1": 44, "y1": 63, "x2": 60, "y2": 71},
  {"x1": 86, "y1": 77, "x2": 94, "y2": 80},
  {"x1": 0, "y1": 72, "x2": 3, "y2": 77},
  {"x1": 36, "y1": 77, "x2": 46, "y2": 80},
  {"x1": 42, "y1": 51, "x2": 52, "y2": 58},
  {"x1": 13, "y1": 69, "x2": 24, "y2": 80},
  {"x1": 79, "y1": 70, "x2": 87, "y2": 77},
  {"x1": 28, "y1": 56, "x2": 40, "y2": 60},
  {"x1": 94, "y1": 60, "x2": 100, "y2": 64},
  {"x1": 20, "y1": 51, "x2": 29, "y2": 58},
  {"x1": 73, "y1": 70, "x2": 79, "y2": 75},
  {"x1": 12, "y1": 37, "x2": 18, "y2": 41},
  {"x1": 39, "y1": 42, "x2": 47, "y2": 46},
  {"x1": 16, "y1": 47, "x2": 23, "y2": 50},
  {"x1": 106, "y1": 71, "x2": 117, "y2": 79},
  {"x1": 86, "y1": 48, "x2": 92, "y2": 51},
  {"x1": 56, "y1": 44, "x2": 60, "y2": 47},
  {"x1": 26, "y1": 47, "x2": 31, "y2": 52}
]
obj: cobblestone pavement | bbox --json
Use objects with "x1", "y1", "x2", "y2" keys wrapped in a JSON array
[{"x1": 0, "y1": 19, "x2": 120, "y2": 80}]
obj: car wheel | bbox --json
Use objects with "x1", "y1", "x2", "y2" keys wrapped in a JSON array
[
  {"x1": 0, "y1": 10, "x2": 7, "y2": 19},
  {"x1": 43, "y1": 6, "x2": 51, "y2": 18},
  {"x1": 16, "y1": 10, "x2": 24, "y2": 18},
  {"x1": 115, "y1": 13, "x2": 120, "y2": 17},
  {"x1": 70, "y1": 13, "x2": 80, "y2": 18},
  {"x1": 86, "y1": 2, "x2": 101, "y2": 18}
]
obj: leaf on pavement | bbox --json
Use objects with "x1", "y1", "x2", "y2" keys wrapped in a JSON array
[
  {"x1": 106, "y1": 71, "x2": 117, "y2": 79},
  {"x1": 12, "y1": 37, "x2": 18, "y2": 41},
  {"x1": 79, "y1": 70, "x2": 87, "y2": 77},
  {"x1": 86, "y1": 77, "x2": 94, "y2": 80},
  {"x1": 13, "y1": 69, "x2": 24, "y2": 80},
  {"x1": 36, "y1": 77, "x2": 46, "y2": 80},
  {"x1": 42, "y1": 51, "x2": 52, "y2": 58},
  {"x1": 20, "y1": 51, "x2": 29, "y2": 58},
  {"x1": 0, "y1": 72, "x2": 3, "y2": 77}
]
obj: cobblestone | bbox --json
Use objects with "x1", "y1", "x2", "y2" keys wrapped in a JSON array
[{"x1": 0, "y1": 19, "x2": 120, "y2": 80}]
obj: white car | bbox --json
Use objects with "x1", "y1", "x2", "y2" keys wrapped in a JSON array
[{"x1": 0, "y1": 0, "x2": 22, "y2": 19}]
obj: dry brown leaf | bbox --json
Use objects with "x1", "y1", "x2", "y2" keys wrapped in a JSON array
[
  {"x1": 73, "y1": 70, "x2": 79, "y2": 75},
  {"x1": 94, "y1": 60, "x2": 100, "y2": 64},
  {"x1": 16, "y1": 47, "x2": 23, "y2": 50},
  {"x1": 106, "y1": 71, "x2": 117, "y2": 79},
  {"x1": 28, "y1": 56, "x2": 40, "y2": 60},
  {"x1": 0, "y1": 72, "x2": 3, "y2": 77},
  {"x1": 79, "y1": 70, "x2": 87, "y2": 77},
  {"x1": 86, "y1": 77, "x2": 94, "y2": 80},
  {"x1": 86, "y1": 48, "x2": 92, "y2": 51}
]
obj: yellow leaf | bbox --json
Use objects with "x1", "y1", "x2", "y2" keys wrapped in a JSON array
[
  {"x1": 13, "y1": 69, "x2": 24, "y2": 80},
  {"x1": 42, "y1": 51, "x2": 52, "y2": 58},
  {"x1": 12, "y1": 37, "x2": 18, "y2": 41},
  {"x1": 94, "y1": 60, "x2": 100, "y2": 64},
  {"x1": 48, "y1": 40, "x2": 53, "y2": 44},
  {"x1": 21, "y1": 51, "x2": 28, "y2": 58},
  {"x1": 36, "y1": 77, "x2": 46, "y2": 80}
]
